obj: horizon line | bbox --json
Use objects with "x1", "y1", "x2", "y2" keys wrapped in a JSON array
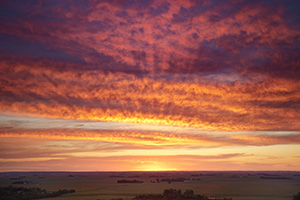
[{"x1": 1, "y1": 170, "x2": 300, "y2": 173}]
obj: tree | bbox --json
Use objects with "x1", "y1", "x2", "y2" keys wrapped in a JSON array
[
  {"x1": 293, "y1": 192, "x2": 300, "y2": 200},
  {"x1": 183, "y1": 189, "x2": 194, "y2": 197},
  {"x1": 163, "y1": 189, "x2": 182, "y2": 199}
]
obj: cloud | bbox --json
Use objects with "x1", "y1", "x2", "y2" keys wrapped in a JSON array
[
  {"x1": 1, "y1": 133, "x2": 299, "y2": 171},
  {"x1": 1, "y1": 59, "x2": 299, "y2": 131},
  {"x1": 0, "y1": 0, "x2": 300, "y2": 172},
  {"x1": 1, "y1": 126, "x2": 299, "y2": 147},
  {"x1": 1, "y1": 0, "x2": 299, "y2": 76},
  {"x1": 1, "y1": 152, "x2": 298, "y2": 171},
  {"x1": 0, "y1": 137, "x2": 249, "y2": 171},
  {"x1": 1, "y1": 1, "x2": 299, "y2": 132}
]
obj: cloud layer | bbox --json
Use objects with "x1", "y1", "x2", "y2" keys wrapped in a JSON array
[
  {"x1": 1, "y1": 0, "x2": 300, "y2": 131},
  {"x1": 0, "y1": 0, "x2": 300, "y2": 171}
]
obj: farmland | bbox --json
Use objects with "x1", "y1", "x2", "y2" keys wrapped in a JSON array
[{"x1": 0, "y1": 171, "x2": 299, "y2": 200}]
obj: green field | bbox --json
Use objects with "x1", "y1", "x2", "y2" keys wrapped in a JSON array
[{"x1": 0, "y1": 171, "x2": 299, "y2": 200}]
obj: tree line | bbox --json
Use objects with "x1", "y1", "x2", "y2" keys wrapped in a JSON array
[
  {"x1": 0, "y1": 185, "x2": 75, "y2": 200},
  {"x1": 133, "y1": 188, "x2": 232, "y2": 200}
]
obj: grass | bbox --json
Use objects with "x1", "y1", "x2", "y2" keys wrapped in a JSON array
[{"x1": 0, "y1": 171, "x2": 299, "y2": 200}]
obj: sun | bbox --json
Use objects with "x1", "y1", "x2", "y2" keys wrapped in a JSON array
[{"x1": 135, "y1": 164, "x2": 177, "y2": 171}]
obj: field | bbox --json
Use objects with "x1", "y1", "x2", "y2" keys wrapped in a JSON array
[{"x1": 0, "y1": 171, "x2": 299, "y2": 200}]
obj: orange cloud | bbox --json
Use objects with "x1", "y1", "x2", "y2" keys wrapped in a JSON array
[
  {"x1": 1, "y1": 134, "x2": 299, "y2": 171},
  {"x1": 1, "y1": 0, "x2": 300, "y2": 173},
  {"x1": 1, "y1": 0, "x2": 300, "y2": 132},
  {"x1": 1, "y1": 152, "x2": 298, "y2": 171},
  {"x1": 1, "y1": 126, "x2": 300, "y2": 147},
  {"x1": 1, "y1": 60, "x2": 300, "y2": 131}
]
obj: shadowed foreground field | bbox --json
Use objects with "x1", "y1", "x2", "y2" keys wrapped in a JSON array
[{"x1": 0, "y1": 171, "x2": 299, "y2": 200}]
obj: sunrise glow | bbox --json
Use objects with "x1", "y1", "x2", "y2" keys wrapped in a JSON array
[{"x1": 0, "y1": 0, "x2": 299, "y2": 172}]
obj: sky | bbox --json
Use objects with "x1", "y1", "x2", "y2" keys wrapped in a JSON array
[{"x1": 0, "y1": 0, "x2": 300, "y2": 172}]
